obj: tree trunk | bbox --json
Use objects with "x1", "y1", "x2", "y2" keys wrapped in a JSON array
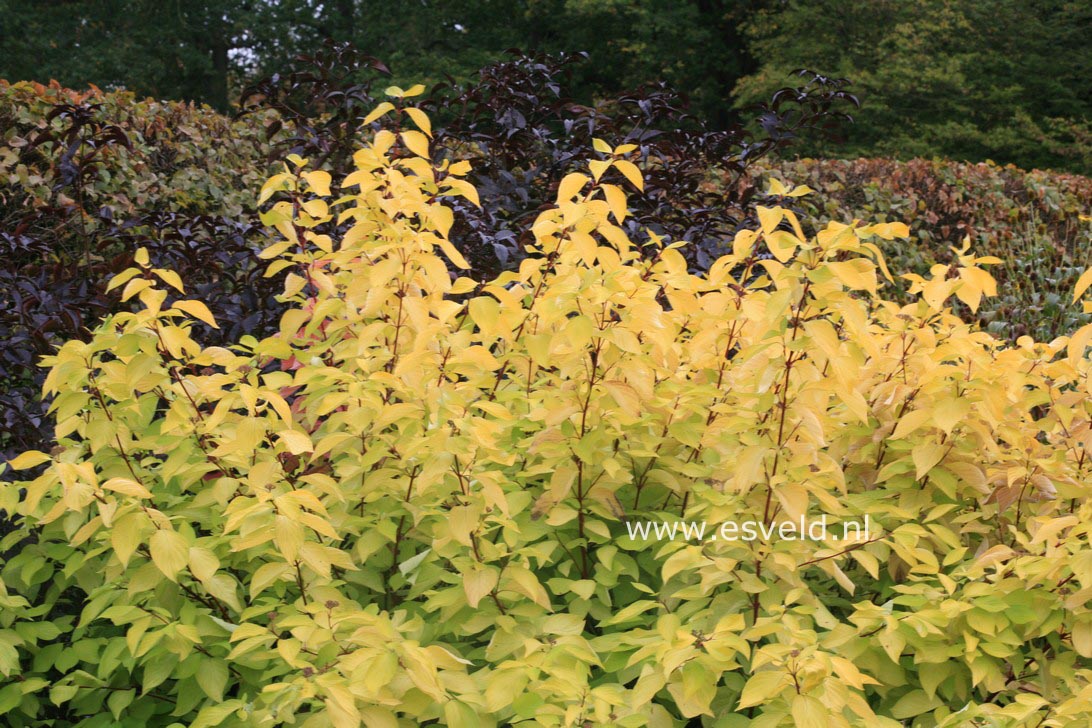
[{"x1": 210, "y1": 34, "x2": 229, "y2": 111}]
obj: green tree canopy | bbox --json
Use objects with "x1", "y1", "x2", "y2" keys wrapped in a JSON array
[
  {"x1": 1, "y1": 0, "x2": 1089, "y2": 172},
  {"x1": 0, "y1": 1, "x2": 761, "y2": 121},
  {"x1": 734, "y1": 0, "x2": 1092, "y2": 173}
]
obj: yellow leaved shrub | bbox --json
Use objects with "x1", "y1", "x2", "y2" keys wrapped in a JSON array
[{"x1": 3, "y1": 102, "x2": 1092, "y2": 727}]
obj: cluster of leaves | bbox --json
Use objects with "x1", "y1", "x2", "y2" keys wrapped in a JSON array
[
  {"x1": 0, "y1": 80, "x2": 287, "y2": 466},
  {"x1": 736, "y1": 157, "x2": 1092, "y2": 341},
  {"x1": 1, "y1": 50, "x2": 856, "y2": 470},
  {"x1": 4, "y1": 102, "x2": 1092, "y2": 726},
  {"x1": 241, "y1": 43, "x2": 859, "y2": 279}
]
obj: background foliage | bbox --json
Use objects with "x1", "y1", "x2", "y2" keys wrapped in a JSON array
[
  {"x1": 1, "y1": 8, "x2": 1091, "y2": 720},
  {"x1": 734, "y1": 0, "x2": 1092, "y2": 174},
  {"x1": 2, "y1": 0, "x2": 1089, "y2": 173}
]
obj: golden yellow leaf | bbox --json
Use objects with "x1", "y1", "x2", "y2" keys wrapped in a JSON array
[
  {"x1": 828, "y1": 259, "x2": 878, "y2": 294},
  {"x1": 558, "y1": 172, "x2": 589, "y2": 202},
  {"x1": 5, "y1": 450, "x2": 51, "y2": 470},
  {"x1": 400, "y1": 130, "x2": 430, "y2": 158},
  {"x1": 1075, "y1": 267, "x2": 1092, "y2": 302},
  {"x1": 404, "y1": 107, "x2": 432, "y2": 137},
  {"x1": 738, "y1": 671, "x2": 788, "y2": 709},
  {"x1": 437, "y1": 238, "x2": 471, "y2": 269},
  {"x1": 601, "y1": 183, "x2": 627, "y2": 223},
  {"x1": 589, "y1": 159, "x2": 612, "y2": 182},
  {"x1": 301, "y1": 170, "x2": 332, "y2": 196},
  {"x1": 364, "y1": 100, "x2": 395, "y2": 125},
  {"x1": 172, "y1": 299, "x2": 219, "y2": 329},
  {"x1": 447, "y1": 160, "x2": 472, "y2": 176},
  {"x1": 613, "y1": 159, "x2": 643, "y2": 191},
  {"x1": 152, "y1": 269, "x2": 185, "y2": 293},
  {"x1": 792, "y1": 695, "x2": 829, "y2": 728},
  {"x1": 756, "y1": 205, "x2": 784, "y2": 235},
  {"x1": 279, "y1": 429, "x2": 314, "y2": 455},
  {"x1": 102, "y1": 477, "x2": 152, "y2": 498}
]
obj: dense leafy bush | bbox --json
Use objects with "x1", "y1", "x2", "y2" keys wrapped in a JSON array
[
  {"x1": 0, "y1": 50, "x2": 855, "y2": 469},
  {"x1": 239, "y1": 44, "x2": 859, "y2": 278},
  {"x1": 4, "y1": 103, "x2": 1092, "y2": 726},
  {"x1": 740, "y1": 158, "x2": 1092, "y2": 342},
  {"x1": 0, "y1": 80, "x2": 274, "y2": 226},
  {"x1": 3, "y1": 57, "x2": 1090, "y2": 482}
]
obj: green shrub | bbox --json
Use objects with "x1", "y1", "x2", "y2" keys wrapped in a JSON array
[{"x1": 4, "y1": 101, "x2": 1092, "y2": 726}]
